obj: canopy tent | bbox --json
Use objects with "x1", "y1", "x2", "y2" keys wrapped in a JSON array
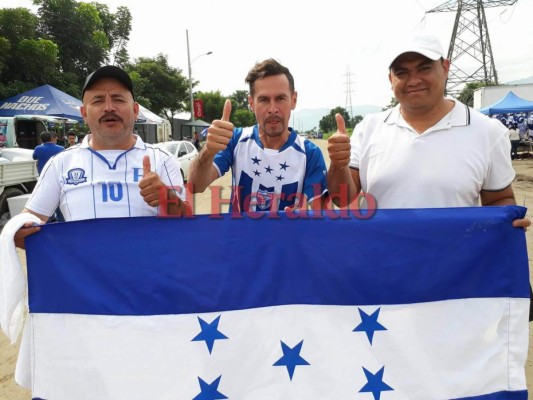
[
  {"x1": 479, "y1": 91, "x2": 533, "y2": 115},
  {"x1": 180, "y1": 119, "x2": 210, "y2": 128},
  {"x1": 180, "y1": 119, "x2": 210, "y2": 140},
  {"x1": 134, "y1": 105, "x2": 171, "y2": 144},
  {"x1": 0, "y1": 84, "x2": 82, "y2": 121},
  {"x1": 136, "y1": 105, "x2": 166, "y2": 124}
]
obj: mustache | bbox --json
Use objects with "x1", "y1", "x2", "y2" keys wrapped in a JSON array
[
  {"x1": 265, "y1": 116, "x2": 282, "y2": 123},
  {"x1": 98, "y1": 113, "x2": 124, "y2": 123}
]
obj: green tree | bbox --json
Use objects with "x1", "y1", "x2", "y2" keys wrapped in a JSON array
[
  {"x1": 33, "y1": 0, "x2": 131, "y2": 88},
  {"x1": 229, "y1": 90, "x2": 249, "y2": 110},
  {"x1": 35, "y1": 0, "x2": 104, "y2": 77},
  {"x1": 0, "y1": 7, "x2": 38, "y2": 45},
  {"x1": 383, "y1": 97, "x2": 398, "y2": 110},
  {"x1": 128, "y1": 54, "x2": 189, "y2": 132},
  {"x1": 353, "y1": 115, "x2": 363, "y2": 126},
  {"x1": 0, "y1": 8, "x2": 40, "y2": 83},
  {"x1": 0, "y1": 37, "x2": 10, "y2": 79},
  {"x1": 17, "y1": 39, "x2": 59, "y2": 84},
  {"x1": 0, "y1": 2, "x2": 132, "y2": 99},
  {"x1": 196, "y1": 91, "x2": 227, "y2": 123},
  {"x1": 456, "y1": 81, "x2": 496, "y2": 107},
  {"x1": 319, "y1": 106, "x2": 351, "y2": 133},
  {"x1": 232, "y1": 108, "x2": 256, "y2": 127},
  {"x1": 92, "y1": 4, "x2": 131, "y2": 67},
  {"x1": 227, "y1": 90, "x2": 254, "y2": 125}
]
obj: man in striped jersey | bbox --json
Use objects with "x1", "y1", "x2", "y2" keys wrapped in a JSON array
[
  {"x1": 15, "y1": 65, "x2": 190, "y2": 247},
  {"x1": 188, "y1": 59, "x2": 328, "y2": 213}
]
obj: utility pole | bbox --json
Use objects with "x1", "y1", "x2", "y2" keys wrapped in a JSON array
[
  {"x1": 426, "y1": 0, "x2": 518, "y2": 97},
  {"x1": 343, "y1": 66, "x2": 356, "y2": 120},
  {"x1": 186, "y1": 29, "x2": 212, "y2": 137}
]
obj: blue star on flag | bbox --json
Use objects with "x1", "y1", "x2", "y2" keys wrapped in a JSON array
[
  {"x1": 265, "y1": 165, "x2": 273, "y2": 173},
  {"x1": 353, "y1": 307, "x2": 387, "y2": 344},
  {"x1": 276, "y1": 175, "x2": 284, "y2": 181},
  {"x1": 253, "y1": 169, "x2": 261, "y2": 176},
  {"x1": 251, "y1": 156, "x2": 261, "y2": 165},
  {"x1": 193, "y1": 375, "x2": 228, "y2": 400},
  {"x1": 279, "y1": 161, "x2": 289, "y2": 170},
  {"x1": 273, "y1": 340, "x2": 310, "y2": 380},
  {"x1": 192, "y1": 315, "x2": 228, "y2": 354},
  {"x1": 359, "y1": 366, "x2": 394, "y2": 400}
]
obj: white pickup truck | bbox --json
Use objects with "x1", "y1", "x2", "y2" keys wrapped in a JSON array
[{"x1": 0, "y1": 147, "x2": 38, "y2": 218}]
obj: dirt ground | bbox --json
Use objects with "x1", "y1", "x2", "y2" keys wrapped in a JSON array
[{"x1": 1, "y1": 140, "x2": 532, "y2": 398}]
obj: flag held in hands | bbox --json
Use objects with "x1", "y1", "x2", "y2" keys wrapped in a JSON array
[{"x1": 24, "y1": 207, "x2": 529, "y2": 399}]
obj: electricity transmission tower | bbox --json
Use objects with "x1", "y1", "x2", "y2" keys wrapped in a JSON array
[
  {"x1": 343, "y1": 66, "x2": 355, "y2": 120},
  {"x1": 426, "y1": 0, "x2": 518, "y2": 97}
]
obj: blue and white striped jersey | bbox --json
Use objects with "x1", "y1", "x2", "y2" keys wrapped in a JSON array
[
  {"x1": 26, "y1": 135, "x2": 185, "y2": 221},
  {"x1": 213, "y1": 126, "x2": 327, "y2": 212}
]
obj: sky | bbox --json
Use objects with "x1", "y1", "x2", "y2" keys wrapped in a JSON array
[{"x1": 3, "y1": 0, "x2": 533, "y2": 111}]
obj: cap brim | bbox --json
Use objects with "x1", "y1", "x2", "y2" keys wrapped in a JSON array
[
  {"x1": 389, "y1": 49, "x2": 443, "y2": 68},
  {"x1": 82, "y1": 66, "x2": 134, "y2": 99}
]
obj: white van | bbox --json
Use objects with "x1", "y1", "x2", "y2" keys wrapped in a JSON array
[
  {"x1": 0, "y1": 115, "x2": 69, "y2": 149},
  {"x1": 0, "y1": 115, "x2": 73, "y2": 218}
]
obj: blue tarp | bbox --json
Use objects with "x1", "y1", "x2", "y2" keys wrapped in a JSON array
[
  {"x1": 0, "y1": 84, "x2": 82, "y2": 121},
  {"x1": 479, "y1": 91, "x2": 533, "y2": 115}
]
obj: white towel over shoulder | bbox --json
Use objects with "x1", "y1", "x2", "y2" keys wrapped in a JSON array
[{"x1": 0, "y1": 212, "x2": 42, "y2": 342}]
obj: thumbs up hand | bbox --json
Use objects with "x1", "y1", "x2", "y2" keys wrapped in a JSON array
[
  {"x1": 139, "y1": 155, "x2": 165, "y2": 207},
  {"x1": 327, "y1": 113, "x2": 351, "y2": 169},
  {"x1": 203, "y1": 99, "x2": 234, "y2": 158}
]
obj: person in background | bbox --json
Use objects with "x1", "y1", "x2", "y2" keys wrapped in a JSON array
[
  {"x1": 65, "y1": 130, "x2": 77, "y2": 148},
  {"x1": 32, "y1": 131, "x2": 66, "y2": 222},
  {"x1": 509, "y1": 123, "x2": 521, "y2": 160},
  {"x1": 193, "y1": 130, "x2": 200, "y2": 150},
  {"x1": 518, "y1": 118, "x2": 529, "y2": 142},
  {"x1": 188, "y1": 58, "x2": 328, "y2": 212},
  {"x1": 32, "y1": 131, "x2": 64, "y2": 174}
]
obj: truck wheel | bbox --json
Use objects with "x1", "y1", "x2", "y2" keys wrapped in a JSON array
[{"x1": 0, "y1": 187, "x2": 25, "y2": 218}]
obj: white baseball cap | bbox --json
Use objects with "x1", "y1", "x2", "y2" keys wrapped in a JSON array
[{"x1": 388, "y1": 33, "x2": 446, "y2": 68}]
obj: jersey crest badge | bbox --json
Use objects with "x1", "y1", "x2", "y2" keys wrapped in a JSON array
[
  {"x1": 256, "y1": 188, "x2": 274, "y2": 210},
  {"x1": 65, "y1": 168, "x2": 87, "y2": 185}
]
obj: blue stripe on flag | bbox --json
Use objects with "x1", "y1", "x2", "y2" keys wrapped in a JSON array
[
  {"x1": 454, "y1": 389, "x2": 528, "y2": 399},
  {"x1": 26, "y1": 206, "x2": 529, "y2": 316}
]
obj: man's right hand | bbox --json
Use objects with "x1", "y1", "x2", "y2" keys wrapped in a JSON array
[
  {"x1": 14, "y1": 220, "x2": 43, "y2": 250},
  {"x1": 327, "y1": 113, "x2": 351, "y2": 169},
  {"x1": 202, "y1": 99, "x2": 234, "y2": 159}
]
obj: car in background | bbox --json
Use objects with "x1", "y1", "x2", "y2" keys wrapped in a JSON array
[{"x1": 154, "y1": 140, "x2": 198, "y2": 182}]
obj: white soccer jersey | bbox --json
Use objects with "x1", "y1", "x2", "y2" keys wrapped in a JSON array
[
  {"x1": 213, "y1": 126, "x2": 327, "y2": 212},
  {"x1": 26, "y1": 135, "x2": 185, "y2": 221}
]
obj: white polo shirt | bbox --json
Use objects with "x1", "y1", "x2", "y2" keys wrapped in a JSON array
[
  {"x1": 349, "y1": 100, "x2": 514, "y2": 209},
  {"x1": 26, "y1": 135, "x2": 185, "y2": 221}
]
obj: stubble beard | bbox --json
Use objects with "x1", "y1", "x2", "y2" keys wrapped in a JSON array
[
  {"x1": 261, "y1": 117, "x2": 285, "y2": 138},
  {"x1": 92, "y1": 123, "x2": 135, "y2": 149}
]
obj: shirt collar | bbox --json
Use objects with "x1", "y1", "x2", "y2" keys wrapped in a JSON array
[
  {"x1": 251, "y1": 125, "x2": 297, "y2": 152},
  {"x1": 81, "y1": 134, "x2": 144, "y2": 149},
  {"x1": 383, "y1": 99, "x2": 470, "y2": 131}
]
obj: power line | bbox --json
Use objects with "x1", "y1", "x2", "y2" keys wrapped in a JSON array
[
  {"x1": 426, "y1": 0, "x2": 518, "y2": 97},
  {"x1": 343, "y1": 66, "x2": 355, "y2": 120}
]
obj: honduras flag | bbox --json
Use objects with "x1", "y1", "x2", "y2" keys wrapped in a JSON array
[{"x1": 24, "y1": 207, "x2": 529, "y2": 399}]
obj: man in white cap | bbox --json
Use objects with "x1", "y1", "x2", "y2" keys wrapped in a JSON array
[
  {"x1": 327, "y1": 31, "x2": 531, "y2": 319},
  {"x1": 326, "y1": 32, "x2": 529, "y2": 227}
]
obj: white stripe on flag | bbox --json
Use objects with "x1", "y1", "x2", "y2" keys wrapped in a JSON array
[{"x1": 31, "y1": 298, "x2": 528, "y2": 400}]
